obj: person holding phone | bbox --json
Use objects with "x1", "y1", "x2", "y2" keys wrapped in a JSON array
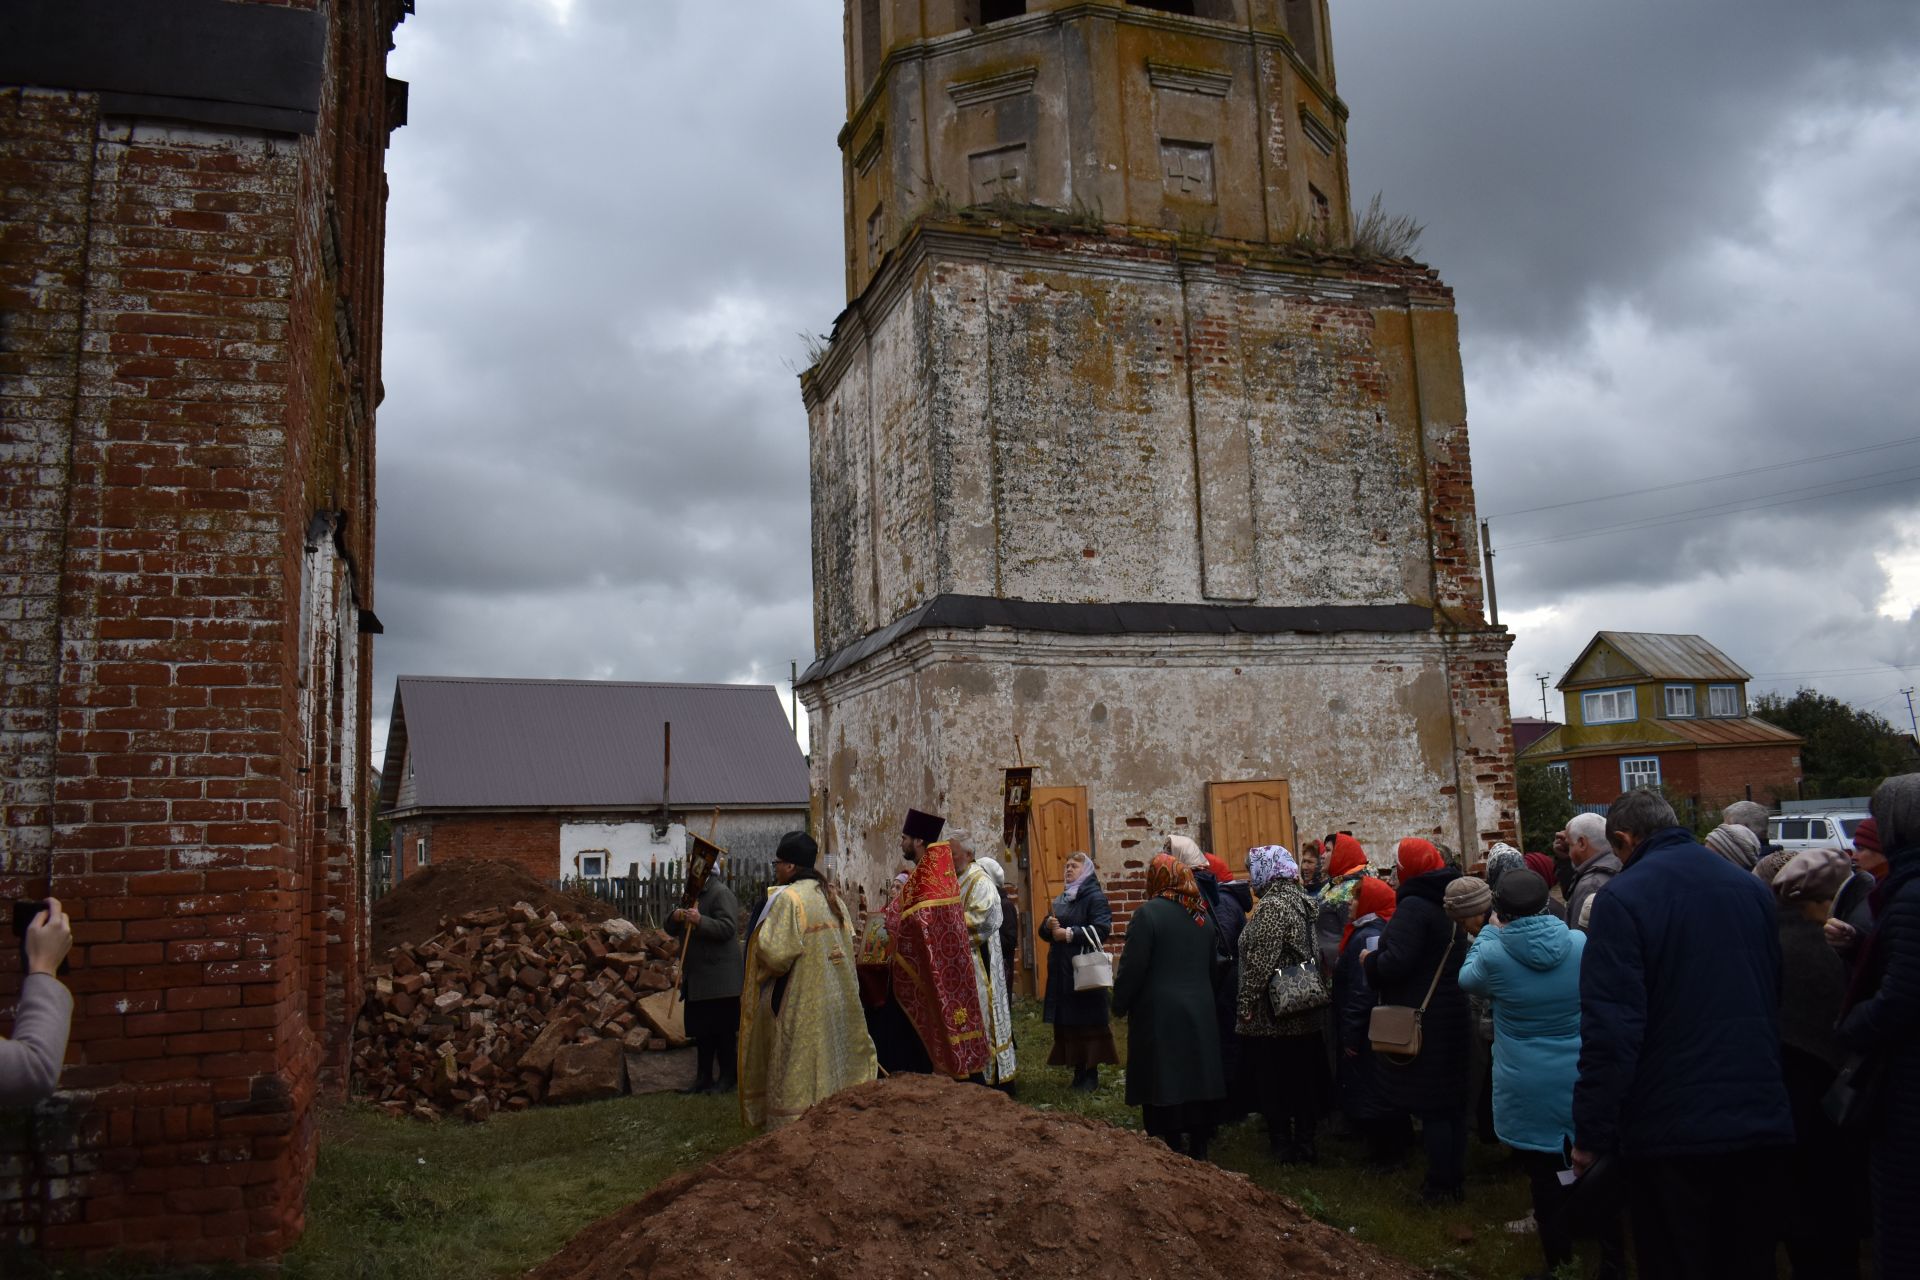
[{"x1": 3, "y1": 898, "x2": 73, "y2": 1105}]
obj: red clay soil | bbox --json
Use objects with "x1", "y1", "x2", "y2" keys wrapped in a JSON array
[
  {"x1": 371, "y1": 859, "x2": 615, "y2": 953},
  {"x1": 529, "y1": 1075, "x2": 1423, "y2": 1280}
]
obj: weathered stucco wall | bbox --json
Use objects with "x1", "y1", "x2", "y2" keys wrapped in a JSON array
[
  {"x1": 841, "y1": 2, "x2": 1350, "y2": 300},
  {"x1": 807, "y1": 227, "x2": 1482, "y2": 654},
  {"x1": 806, "y1": 626, "x2": 1514, "y2": 908}
]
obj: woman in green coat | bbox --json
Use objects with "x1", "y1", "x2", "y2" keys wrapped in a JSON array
[{"x1": 1113, "y1": 853, "x2": 1226, "y2": 1159}]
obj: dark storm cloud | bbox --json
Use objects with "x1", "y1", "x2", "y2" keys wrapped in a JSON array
[{"x1": 370, "y1": 1, "x2": 1920, "y2": 751}]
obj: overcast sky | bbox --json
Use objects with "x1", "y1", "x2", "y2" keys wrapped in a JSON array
[{"x1": 372, "y1": 0, "x2": 1920, "y2": 760}]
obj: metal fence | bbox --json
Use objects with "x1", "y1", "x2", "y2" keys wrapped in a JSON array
[{"x1": 557, "y1": 855, "x2": 778, "y2": 929}]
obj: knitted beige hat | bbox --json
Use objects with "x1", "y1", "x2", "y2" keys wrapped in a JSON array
[{"x1": 1444, "y1": 875, "x2": 1492, "y2": 922}]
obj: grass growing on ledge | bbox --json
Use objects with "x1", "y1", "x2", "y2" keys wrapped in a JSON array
[{"x1": 20, "y1": 998, "x2": 1574, "y2": 1279}]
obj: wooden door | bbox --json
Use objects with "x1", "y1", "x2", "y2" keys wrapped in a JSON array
[
  {"x1": 1207, "y1": 779, "x2": 1293, "y2": 880},
  {"x1": 1027, "y1": 785, "x2": 1090, "y2": 999}
]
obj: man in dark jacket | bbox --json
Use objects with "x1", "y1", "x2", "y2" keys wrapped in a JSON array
[
  {"x1": 1571, "y1": 788, "x2": 1792, "y2": 1279},
  {"x1": 671, "y1": 871, "x2": 745, "y2": 1094}
]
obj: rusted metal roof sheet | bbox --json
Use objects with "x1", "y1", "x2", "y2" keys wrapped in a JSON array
[
  {"x1": 1592, "y1": 632, "x2": 1751, "y2": 682},
  {"x1": 380, "y1": 676, "x2": 808, "y2": 813},
  {"x1": 1663, "y1": 716, "x2": 1802, "y2": 747}
]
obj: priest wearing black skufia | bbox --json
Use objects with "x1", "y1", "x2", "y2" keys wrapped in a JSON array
[{"x1": 854, "y1": 807, "x2": 947, "y2": 1074}]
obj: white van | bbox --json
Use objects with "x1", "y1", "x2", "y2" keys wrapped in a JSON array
[{"x1": 1768, "y1": 812, "x2": 1870, "y2": 853}]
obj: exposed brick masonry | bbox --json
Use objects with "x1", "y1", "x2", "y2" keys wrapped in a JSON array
[{"x1": 0, "y1": 0, "x2": 405, "y2": 1264}]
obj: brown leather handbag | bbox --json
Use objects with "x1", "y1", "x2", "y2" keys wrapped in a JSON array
[{"x1": 1368, "y1": 923, "x2": 1457, "y2": 1060}]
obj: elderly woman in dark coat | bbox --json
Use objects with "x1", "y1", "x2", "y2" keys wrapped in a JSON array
[
  {"x1": 1039, "y1": 850, "x2": 1119, "y2": 1091},
  {"x1": 1838, "y1": 773, "x2": 1920, "y2": 1279},
  {"x1": 1333, "y1": 875, "x2": 1410, "y2": 1167},
  {"x1": 1763, "y1": 847, "x2": 1865, "y2": 1278},
  {"x1": 1235, "y1": 845, "x2": 1328, "y2": 1163},
  {"x1": 1114, "y1": 853, "x2": 1226, "y2": 1159},
  {"x1": 670, "y1": 870, "x2": 745, "y2": 1094},
  {"x1": 1364, "y1": 837, "x2": 1471, "y2": 1204}
]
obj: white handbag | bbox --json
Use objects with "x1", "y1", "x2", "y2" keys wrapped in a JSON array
[{"x1": 1071, "y1": 926, "x2": 1113, "y2": 991}]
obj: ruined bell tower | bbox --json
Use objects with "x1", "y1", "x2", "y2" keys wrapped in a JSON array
[{"x1": 798, "y1": 0, "x2": 1516, "y2": 916}]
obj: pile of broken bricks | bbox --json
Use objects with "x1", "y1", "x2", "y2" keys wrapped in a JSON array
[{"x1": 354, "y1": 901, "x2": 689, "y2": 1122}]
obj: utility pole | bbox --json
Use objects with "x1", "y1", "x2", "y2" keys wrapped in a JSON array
[
  {"x1": 1481, "y1": 519, "x2": 1499, "y2": 626},
  {"x1": 1903, "y1": 687, "x2": 1918, "y2": 741},
  {"x1": 1535, "y1": 673, "x2": 1552, "y2": 722}
]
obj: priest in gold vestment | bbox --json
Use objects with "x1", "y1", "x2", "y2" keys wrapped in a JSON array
[{"x1": 738, "y1": 831, "x2": 877, "y2": 1131}]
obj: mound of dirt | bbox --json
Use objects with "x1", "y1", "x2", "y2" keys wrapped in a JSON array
[
  {"x1": 372, "y1": 858, "x2": 614, "y2": 953},
  {"x1": 529, "y1": 1075, "x2": 1421, "y2": 1280}
]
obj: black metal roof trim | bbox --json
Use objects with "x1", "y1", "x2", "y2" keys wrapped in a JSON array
[
  {"x1": 801, "y1": 594, "x2": 1435, "y2": 684},
  {"x1": 1, "y1": 0, "x2": 325, "y2": 136}
]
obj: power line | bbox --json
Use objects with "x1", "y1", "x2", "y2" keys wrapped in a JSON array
[
  {"x1": 1751, "y1": 663, "x2": 1920, "y2": 679},
  {"x1": 1485, "y1": 433, "x2": 1920, "y2": 521},
  {"x1": 1501, "y1": 465, "x2": 1920, "y2": 551}
]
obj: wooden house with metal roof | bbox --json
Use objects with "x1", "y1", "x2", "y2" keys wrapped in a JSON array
[{"x1": 1518, "y1": 632, "x2": 1802, "y2": 811}]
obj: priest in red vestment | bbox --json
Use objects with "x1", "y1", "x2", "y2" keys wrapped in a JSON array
[{"x1": 879, "y1": 808, "x2": 988, "y2": 1079}]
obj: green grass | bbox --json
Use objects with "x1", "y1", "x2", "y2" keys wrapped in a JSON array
[{"x1": 19, "y1": 998, "x2": 1602, "y2": 1279}]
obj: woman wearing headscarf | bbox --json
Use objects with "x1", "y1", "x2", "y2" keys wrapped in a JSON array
[
  {"x1": 1332, "y1": 875, "x2": 1411, "y2": 1168},
  {"x1": 1364, "y1": 837, "x2": 1472, "y2": 1204},
  {"x1": 1838, "y1": 777, "x2": 1920, "y2": 1279},
  {"x1": 1314, "y1": 834, "x2": 1372, "y2": 971},
  {"x1": 1703, "y1": 822, "x2": 1762, "y2": 871},
  {"x1": 1038, "y1": 850, "x2": 1119, "y2": 1091},
  {"x1": 1458, "y1": 866, "x2": 1599, "y2": 1277},
  {"x1": 1767, "y1": 847, "x2": 1866, "y2": 1278},
  {"x1": 1113, "y1": 853, "x2": 1226, "y2": 1158},
  {"x1": 1483, "y1": 842, "x2": 1525, "y2": 896},
  {"x1": 1236, "y1": 845, "x2": 1328, "y2": 1162}
]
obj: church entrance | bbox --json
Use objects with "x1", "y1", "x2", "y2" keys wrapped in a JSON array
[
  {"x1": 1023, "y1": 784, "x2": 1091, "y2": 998},
  {"x1": 1206, "y1": 778, "x2": 1295, "y2": 879}
]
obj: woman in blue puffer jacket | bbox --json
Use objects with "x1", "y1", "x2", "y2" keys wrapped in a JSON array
[{"x1": 1458, "y1": 866, "x2": 1598, "y2": 1277}]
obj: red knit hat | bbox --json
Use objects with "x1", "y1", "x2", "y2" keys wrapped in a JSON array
[
  {"x1": 1203, "y1": 853, "x2": 1232, "y2": 883},
  {"x1": 1524, "y1": 851, "x2": 1557, "y2": 889}
]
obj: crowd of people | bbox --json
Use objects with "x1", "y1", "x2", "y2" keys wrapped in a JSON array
[
  {"x1": 714, "y1": 776, "x2": 1920, "y2": 1280},
  {"x1": 10, "y1": 779, "x2": 1912, "y2": 1278}
]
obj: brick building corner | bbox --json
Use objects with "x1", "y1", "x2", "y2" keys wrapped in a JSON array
[{"x1": 0, "y1": 0, "x2": 408, "y2": 1262}]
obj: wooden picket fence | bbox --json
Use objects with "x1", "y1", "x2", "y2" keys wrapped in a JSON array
[{"x1": 556, "y1": 855, "x2": 777, "y2": 930}]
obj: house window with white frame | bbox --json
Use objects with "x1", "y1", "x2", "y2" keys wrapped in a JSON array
[
  {"x1": 1664, "y1": 685, "x2": 1697, "y2": 718},
  {"x1": 579, "y1": 851, "x2": 607, "y2": 880},
  {"x1": 1546, "y1": 762, "x2": 1572, "y2": 797},
  {"x1": 1582, "y1": 687, "x2": 1636, "y2": 725},
  {"x1": 1620, "y1": 756, "x2": 1661, "y2": 790},
  {"x1": 415, "y1": 836, "x2": 430, "y2": 868},
  {"x1": 1708, "y1": 684, "x2": 1742, "y2": 718}
]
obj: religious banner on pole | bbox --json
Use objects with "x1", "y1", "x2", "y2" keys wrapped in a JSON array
[{"x1": 1002, "y1": 766, "x2": 1036, "y2": 993}]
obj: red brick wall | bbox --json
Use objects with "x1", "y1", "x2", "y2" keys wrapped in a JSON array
[
  {"x1": 1564, "y1": 745, "x2": 1802, "y2": 813},
  {"x1": 0, "y1": 1, "x2": 405, "y2": 1264},
  {"x1": 392, "y1": 816, "x2": 562, "y2": 885},
  {"x1": 1690, "y1": 746, "x2": 1801, "y2": 812}
]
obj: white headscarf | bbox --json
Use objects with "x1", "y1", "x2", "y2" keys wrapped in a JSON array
[{"x1": 1166, "y1": 834, "x2": 1206, "y2": 871}]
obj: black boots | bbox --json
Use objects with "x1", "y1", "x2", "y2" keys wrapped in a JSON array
[{"x1": 1071, "y1": 1066, "x2": 1099, "y2": 1092}]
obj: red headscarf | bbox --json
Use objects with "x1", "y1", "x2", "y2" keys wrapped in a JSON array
[
  {"x1": 1203, "y1": 853, "x2": 1232, "y2": 883},
  {"x1": 1396, "y1": 837, "x2": 1444, "y2": 881},
  {"x1": 1524, "y1": 852, "x2": 1558, "y2": 889},
  {"x1": 1327, "y1": 833, "x2": 1368, "y2": 878},
  {"x1": 1342, "y1": 876, "x2": 1398, "y2": 952},
  {"x1": 1146, "y1": 853, "x2": 1208, "y2": 926}
]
